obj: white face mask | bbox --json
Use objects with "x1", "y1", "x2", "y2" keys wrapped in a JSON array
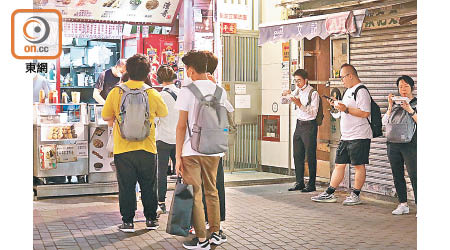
[
  {"x1": 116, "y1": 72, "x2": 122, "y2": 78},
  {"x1": 183, "y1": 76, "x2": 193, "y2": 86}
]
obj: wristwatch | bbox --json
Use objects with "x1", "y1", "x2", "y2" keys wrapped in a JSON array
[{"x1": 344, "y1": 107, "x2": 349, "y2": 114}]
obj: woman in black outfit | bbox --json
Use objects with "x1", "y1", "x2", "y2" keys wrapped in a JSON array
[{"x1": 382, "y1": 75, "x2": 417, "y2": 215}]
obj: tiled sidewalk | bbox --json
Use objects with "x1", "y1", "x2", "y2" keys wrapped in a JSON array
[{"x1": 34, "y1": 183, "x2": 416, "y2": 250}]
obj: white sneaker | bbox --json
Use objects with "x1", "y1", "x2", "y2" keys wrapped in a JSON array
[
  {"x1": 392, "y1": 204, "x2": 409, "y2": 215},
  {"x1": 342, "y1": 192, "x2": 362, "y2": 206}
]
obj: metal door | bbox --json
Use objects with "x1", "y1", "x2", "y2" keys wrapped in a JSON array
[{"x1": 349, "y1": 24, "x2": 417, "y2": 197}]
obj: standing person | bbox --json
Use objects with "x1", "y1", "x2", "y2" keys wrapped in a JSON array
[
  {"x1": 155, "y1": 65, "x2": 179, "y2": 214},
  {"x1": 102, "y1": 54, "x2": 168, "y2": 232},
  {"x1": 383, "y1": 75, "x2": 417, "y2": 215},
  {"x1": 282, "y1": 69, "x2": 320, "y2": 192},
  {"x1": 33, "y1": 73, "x2": 50, "y2": 103},
  {"x1": 93, "y1": 59, "x2": 126, "y2": 104},
  {"x1": 312, "y1": 64, "x2": 372, "y2": 205},
  {"x1": 175, "y1": 51, "x2": 227, "y2": 250},
  {"x1": 193, "y1": 51, "x2": 234, "y2": 240}
]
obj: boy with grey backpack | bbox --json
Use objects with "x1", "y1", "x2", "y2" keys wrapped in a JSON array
[
  {"x1": 102, "y1": 54, "x2": 168, "y2": 233},
  {"x1": 174, "y1": 51, "x2": 228, "y2": 250}
]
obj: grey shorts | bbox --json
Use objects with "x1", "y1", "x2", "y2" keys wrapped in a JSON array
[{"x1": 335, "y1": 139, "x2": 371, "y2": 165}]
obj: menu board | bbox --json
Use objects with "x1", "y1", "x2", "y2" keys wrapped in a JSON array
[
  {"x1": 34, "y1": 0, "x2": 181, "y2": 25},
  {"x1": 89, "y1": 126, "x2": 115, "y2": 173}
]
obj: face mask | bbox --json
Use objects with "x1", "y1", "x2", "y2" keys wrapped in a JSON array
[
  {"x1": 116, "y1": 72, "x2": 122, "y2": 78},
  {"x1": 182, "y1": 76, "x2": 193, "y2": 86}
]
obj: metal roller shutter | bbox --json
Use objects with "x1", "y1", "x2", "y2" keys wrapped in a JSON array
[{"x1": 349, "y1": 24, "x2": 417, "y2": 197}]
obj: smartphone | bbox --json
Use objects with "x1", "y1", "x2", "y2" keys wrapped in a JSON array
[{"x1": 322, "y1": 95, "x2": 334, "y2": 101}]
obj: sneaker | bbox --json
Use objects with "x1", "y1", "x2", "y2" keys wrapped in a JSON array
[
  {"x1": 301, "y1": 186, "x2": 316, "y2": 193},
  {"x1": 311, "y1": 191, "x2": 337, "y2": 203},
  {"x1": 146, "y1": 219, "x2": 159, "y2": 230},
  {"x1": 159, "y1": 203, "x2": 167, "y2": 214},
  {"x1": 205, "y1": 222, "x2": 209, "y2": 230},
  {"x1": 118, "y1": 222, "x2": 135, "y2": 233},
  {"x1": 183, "y1": 237, "x2": 210, "y2": 250},
  {"x1": 342, "y1": 192, "x2": 362, "y2": 206},
  {"x1": 392, "y1": 204, "x2": 409, "y2": 215},
  {"x1": 219, "y1": 230, "x2": 227, "y2": 241},
  {"x1": 288, "y1": 183, "x2": 305, "y2": 191},
  {"x1": 210, "y1": 230, "x2": 227, "y2": 245},
  {"x1": 189, "y1": 226, "x2": 195, "y2": 235}
]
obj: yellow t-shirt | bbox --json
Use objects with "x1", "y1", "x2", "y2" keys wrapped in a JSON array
[{"x1": 102, "y1": 80, "x2": 168, "y2": 155}]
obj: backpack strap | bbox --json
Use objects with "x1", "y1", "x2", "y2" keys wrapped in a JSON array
[
  {"x1": 163, "y1": 87, "x2": 178, "y2": 101},
  {"x1": 353, "y1": 85, "x2": 369, "y2": 101},
  {"x1": 213, "y1": 85, "x2": 223, "y2": 102},
  {"x1": 186, "y1": 83, "x2": 205, "y2": 101},
  {"x1": 352, "y1": 84, "x2": 372, "y2": 125},
  {"x1": 307, "y1": 89, "x2": 316, "y2": 106}
]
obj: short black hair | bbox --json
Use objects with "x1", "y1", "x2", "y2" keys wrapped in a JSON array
[
  {"x1": 181, "y1": 50, "x2": 207, "y2": 74},
  {"x1": 203, "y1": 51, "x2": 218, "y2": 74},
  {"x1": 157, "y1": 65, "x2": 176, "y2": 83},
  {"x1": 126, "y1": 54, "x2": 150, "y2": 81},
  {"x1": 396, "y1": 75, "x2": 415, "y2": 88},
  {"x1": 116, "y1": 59, "x2": 126, "y2": 67},
  {"x1": 340, "y1": 63, "x2": 358, "y2": 77},
  {"x1": 293, "y1": 69, "x2": 308, "y2": 79}
]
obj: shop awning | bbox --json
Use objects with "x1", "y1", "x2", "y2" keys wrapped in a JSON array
[{"x1": 258, "y1": 9, "x2": 367, "y2": 45}]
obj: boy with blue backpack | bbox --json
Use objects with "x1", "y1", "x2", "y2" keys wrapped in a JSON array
[{"x1": 102, "y1": 54, "x2": 168, "y2": 233}]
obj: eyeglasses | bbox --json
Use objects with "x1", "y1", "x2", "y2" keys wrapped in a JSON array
[
  {"x1": 340, "y1": 73, "x2": 351, "y2": 81},
  {"x1": 293, "y1": 78, "x2": 303, "y2": 83}
]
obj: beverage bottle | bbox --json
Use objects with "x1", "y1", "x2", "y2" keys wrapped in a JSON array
[
  {"x1": 39, "y1": 89, "x2": 45, "y2": 103},
  {"x1": 53, "y1": 90, "x2": 58, "y2": 103},
  {"x1": 48, "y1": 91, "x2": 54, "y2": 104}
]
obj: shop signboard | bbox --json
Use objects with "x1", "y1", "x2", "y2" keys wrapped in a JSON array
[
  {"x1": 259, "y1": 10, "x2": 367, "y2": 45},
  {"x1": 218, "y1": 0, "x2": 253, "y2": 30},
  {"x1": 221, "y1": 22, "x2": 237, "y2": 34},
  {"x1": 63, "y1": 22, "x2": 122, "y2": 39},
  {"x1": 34, "y1": 0, "x2": 181, "y2": 25}
]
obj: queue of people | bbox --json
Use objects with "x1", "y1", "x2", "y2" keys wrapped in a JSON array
[
  {"x1": 283, "y1": 64, "x2": 417, "y2": 215},
  {"x1": 95, "y1": 50, "x2": 416, "y2": 250}
]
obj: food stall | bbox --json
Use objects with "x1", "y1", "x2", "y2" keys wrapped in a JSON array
[
  {"x1": 33, "y1": 103, "x2": 90, "y2": 197},
  {"x1": 33, "y1": 0, "x2": 183, "y2": 198}
]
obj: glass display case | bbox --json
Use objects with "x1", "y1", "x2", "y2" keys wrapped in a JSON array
[{"x1": 33, "y1": 103, "x2": 89, "y2": 182}]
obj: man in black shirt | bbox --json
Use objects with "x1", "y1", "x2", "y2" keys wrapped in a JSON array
[{"x1": 93, "y1": 59, "x2": 126, "y2": 104}]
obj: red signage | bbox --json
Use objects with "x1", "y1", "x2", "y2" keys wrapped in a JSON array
[{"x1": 221, "y1": 22, "x2": 237, "y2": 34}]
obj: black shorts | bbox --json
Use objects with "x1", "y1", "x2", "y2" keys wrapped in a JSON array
[{"x1": 335, "y1": 139, "x2": 371, "y2": 165}]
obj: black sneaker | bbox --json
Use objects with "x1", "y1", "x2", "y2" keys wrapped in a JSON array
[
  {"x1": 118, "y1": 222, "x2": 135, "y2": 233},
  {"x1": 209, "y1": 231, "x2": 227, "y2": 245},
  {"x1": 158, "y1": 203, "x2": 167, "y2": 214},
  {"x1": 182, "y1": 237, "x2": 210, "y2": 250},
  {"x1": 288, "y1": 183, "x2": 305, "y2": 191},
  {"x1": 301, "y1": 186, "x2": 316, "y2": 193},
  {"x1": 146, "y1": 219, "x2": 159, "y2": 230}
]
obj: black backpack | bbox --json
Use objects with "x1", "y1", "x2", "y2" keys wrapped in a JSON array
[
  {"x1": 307, "y1": 89, "x2": 324, "y2": 126},
  {"x1": 345, "y1": 85, "x2": 383, "y2": 138}
]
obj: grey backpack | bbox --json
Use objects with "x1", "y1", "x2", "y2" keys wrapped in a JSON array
[
  {"x1": 116, "y1": 83, "x2": 151, "y2": 141},
  {"x1": 385, "y1": 103, "x2": 416, "y2": 143},
  {"x1": 186, "y1": 83, "x2": 229, "y2": 154}
]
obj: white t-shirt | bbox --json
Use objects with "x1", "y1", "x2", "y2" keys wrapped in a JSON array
[
  {"x1": 156, "y1": 84, "x2": 180, "y2": 144},
  {"x1": 340, "y1": 83, "x2": 372, "y2": 140},
  {"x1": 175, "y1": 80, "x2": 229, "y2": 157}
]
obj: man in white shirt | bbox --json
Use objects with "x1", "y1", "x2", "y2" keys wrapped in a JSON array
[
  {"x1": 175, "y1": 51, "x2": 227, "y2": 250},
  {"x1": 312, "y1": 63, "x2": 372, "y2": 205},
  {"x1": 282, "y1": 69, "x2": 320, "y2": 192},
  {"x1": 155, "y1": 65, "x2": 179, "y2": 214}
]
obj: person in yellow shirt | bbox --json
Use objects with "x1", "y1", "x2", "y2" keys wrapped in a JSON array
[{"x1": 102, "y1": 54, "x2": 168, "y2": 233}]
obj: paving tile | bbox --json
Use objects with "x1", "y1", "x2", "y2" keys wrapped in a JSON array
[{"x1": 33, "y1": 184, "x2": 416, "y2": 250}]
